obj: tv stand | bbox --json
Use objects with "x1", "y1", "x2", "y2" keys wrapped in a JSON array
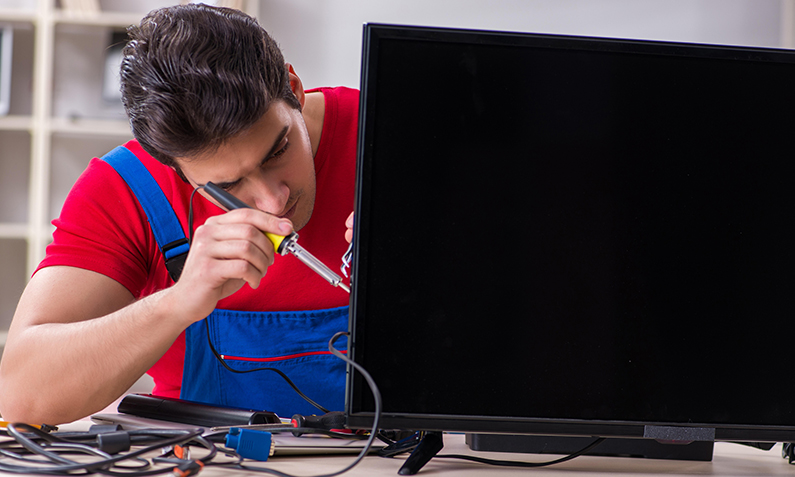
[
  {"x1": 398, "y1": 431, "x2": 444, "y2": 475},
  {"x1": 466, "y1": 434, "x2": 715, "y2": 461}
]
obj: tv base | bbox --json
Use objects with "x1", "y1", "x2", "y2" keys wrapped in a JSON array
[
  {"x1": 398, "y1": 431, "x2": 444, "y2": 475},
  {"x1": 465, "y1": 434, "x2": 714, "y2": 462}
]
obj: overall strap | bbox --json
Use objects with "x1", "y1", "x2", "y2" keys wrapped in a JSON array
[{"x1": 101, "y1": 146, "x2": 189, "y2": 282}]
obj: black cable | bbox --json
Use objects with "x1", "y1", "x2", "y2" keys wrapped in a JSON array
[
  {"x1": 1, "y1": 337, "x2": 603, "y2": 477},
  {"x1": 188, "y1": 184, "x2": 332, "y2": 414},
  {"x1": 232, "y1": 331, "x2": 383, "y2": 477},
  {"x1": 0, "y1": 424, "x2": 214, "y2": 476},
  {"x1": 99, "y1": 433, "x2": 216, "y2": 477},
  {"x1": 206, "y1": 331, "x2": 606, "y2": 475},
  {"x1": 435, "y1": 437, "x2": 607, "y2": 468},
  {"x1": 188, "y1": 186, "x2": 200, "y2": 244},
  {"x1": 204, "y1": 318, "x2": 330, "y2": 414},
  {"x1": 3, "y1": 423, "x2": 113, "y2": 473}
]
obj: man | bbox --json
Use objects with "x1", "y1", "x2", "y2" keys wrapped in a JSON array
[{"x1": 0, "y1": 3, "x2": 357, "y2": 425}]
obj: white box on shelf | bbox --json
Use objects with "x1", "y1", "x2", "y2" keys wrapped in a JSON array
[{"x1": 0, "y1": 24, "x2": 12, "y2": 116}]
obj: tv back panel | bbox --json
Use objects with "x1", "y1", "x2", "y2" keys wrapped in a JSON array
[{"x1": 347, "y1": 24, "x2": 795, "y2": 443}]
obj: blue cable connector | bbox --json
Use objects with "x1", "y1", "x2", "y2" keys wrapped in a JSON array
[{"x1": 225, "y1": 428, "x2": 275, "y2": 462}]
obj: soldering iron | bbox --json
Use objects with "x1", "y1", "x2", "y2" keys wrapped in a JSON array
[{"x1": 202, "y1": 182, "x2": 350, "y2": 293}]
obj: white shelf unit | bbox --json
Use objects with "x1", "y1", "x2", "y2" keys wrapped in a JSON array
[{"x1": 0, "y1": 0, "x2": 260, "y2": 345}]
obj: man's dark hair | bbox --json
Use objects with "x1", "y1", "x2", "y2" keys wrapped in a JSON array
[{"x1": 120, "y1": 3, "x2": 300, "y2": 171}]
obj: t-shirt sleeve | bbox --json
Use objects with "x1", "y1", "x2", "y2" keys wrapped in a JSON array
[{"x1": 36, "y1": 157, "x2": 157, "y2": 297}]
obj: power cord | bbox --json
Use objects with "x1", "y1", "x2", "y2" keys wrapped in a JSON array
[
  {"x1": 204, "y1": 318, "x2": 330, "y2": 414},
  {"x1": 1, "y1": 332, "x2": 607, "y2": 476},
  {"x1": 206, "y1": 316, "x2": 605, "y2": 472},
  {"x1": 232, "y1": 331, "x2": 383, "y2": 477},
  {"x1": 186, "y1": 190, "x2": 606, "y2": 473},
  {"x1": 436, "y1": 437, "x2": 606, "y2": 468},
  {"x1": 188, "y1": 185, "x2": 331, "y2": 414}
]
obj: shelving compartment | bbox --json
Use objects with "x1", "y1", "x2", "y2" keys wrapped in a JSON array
[
  {"x1": 52, "y1": 22, "x2": 128, "y2": 123},
  {"x1": 0, "y1": 20, "x2": 33, "y2": 119},
  {"x1": 0, "y1": 238, "x2": 27, "y2": 349},
  {"x1": 0, "y1": 130, "x2": 30, "y2": 234}
]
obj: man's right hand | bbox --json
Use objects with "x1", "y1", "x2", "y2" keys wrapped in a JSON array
[{"x1": 169, "y1": 207, "x2": 294, "y2": 322}]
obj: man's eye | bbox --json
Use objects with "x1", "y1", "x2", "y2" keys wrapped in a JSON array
[{"x1": 270, "y1": 141, "x2": 289, "y2": 160}]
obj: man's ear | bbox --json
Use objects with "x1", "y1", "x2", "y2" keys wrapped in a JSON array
[
  {"x1": 287, "y1": 63, "x2": 306, "y2": 110},
  {"x1": 170, "y1": 165, "x2": 190, "y2": 184}
]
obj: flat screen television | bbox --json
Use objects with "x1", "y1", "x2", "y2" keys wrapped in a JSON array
[{"x1": 345, "y1": 23, "x2": 795, "y2": 449}]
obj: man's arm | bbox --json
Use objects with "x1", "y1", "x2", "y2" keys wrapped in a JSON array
[
  {"x1": 0, "y1": 208, "x2": 290, "y2": 425},
  {"x1": 0, "y1": 266, "x2": 188, "y2": 425}
]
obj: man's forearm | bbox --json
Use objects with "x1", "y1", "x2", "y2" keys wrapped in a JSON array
[{"x1": 0, "y1": 286, "x2": 189, "y2": 425}]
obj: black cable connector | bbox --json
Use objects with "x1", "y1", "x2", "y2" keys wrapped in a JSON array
[{"x1": 96, "y1": 430, "x2": 131, "y2": 454}]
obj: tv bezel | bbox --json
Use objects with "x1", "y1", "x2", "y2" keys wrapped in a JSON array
[{"x1": 345, "y1": 23, "x2": 795, "y2": 444}]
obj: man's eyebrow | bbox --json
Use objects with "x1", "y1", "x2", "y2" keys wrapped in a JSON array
[
  {"x1": 263, "y1": 125, "x2": 290, "y2": 163},
  {"x1": 198, "y1": 125, "x2": 290, "y2": 189}
]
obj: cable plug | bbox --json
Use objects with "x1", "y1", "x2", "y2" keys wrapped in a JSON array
[
  {"x1": 291, "y1": 411, "x2": 346, "y2": 437},
  {"x1": 172, "y1": 460, "x2": 203, "y2": 477},
  {"x1": 225, "y1": 428, "x2": 275, "y2": 462},
  {"x1": 96, "y1": 430, "x2": 131, "y2": 454}
]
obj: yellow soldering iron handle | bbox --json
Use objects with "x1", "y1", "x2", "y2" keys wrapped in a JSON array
[
  {"x1": 203, "y1": 182, "x2": 296, "y2": 255},
  {"x1": 265, "y1": 232, "x2": 287, "y2": 254},
  {"x1": 202, "y1": 182, "x2": 348, "y2": 292},
  {"x1": 265, "y1": 231, "x2": 297, "y2": 256}
]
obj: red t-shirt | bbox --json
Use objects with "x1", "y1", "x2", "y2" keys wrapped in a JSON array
[{"x1": 38, "y1": 87, "x2": 359, "y2": 397}]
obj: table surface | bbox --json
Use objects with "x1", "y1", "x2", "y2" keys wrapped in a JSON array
[
  {"x1": 3, "y1": 392, "x2": 794, "y2": 477},
  {"x1": 6, "y1": 418, "x2": 792, "y2": 477},
  {"x1": 209, "y1": 437, "x2": 793, "y2": 477}
]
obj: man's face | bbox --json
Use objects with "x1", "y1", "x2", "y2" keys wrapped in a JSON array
[{"x1": 175, "y1": 100, "x2": 317, "y2": 231}]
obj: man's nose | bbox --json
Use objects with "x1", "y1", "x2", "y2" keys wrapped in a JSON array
[{"x1": 251, "y1": 175, "x2": 289, "y2": 215}]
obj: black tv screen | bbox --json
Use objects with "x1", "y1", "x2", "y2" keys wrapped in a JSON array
[{"x1": 347, "y1": 24, "x2": 795, "y2": 443}]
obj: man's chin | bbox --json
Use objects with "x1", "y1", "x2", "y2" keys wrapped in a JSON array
[
  {"x1": 292, "y1": 189, "x2": 316, "y2": 232},
  {"x1": 291, "y1": 203, "x2": 315, "y2": 232}
]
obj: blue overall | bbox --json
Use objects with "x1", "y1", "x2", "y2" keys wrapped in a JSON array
[{"x1": 102, "y1": 146, "x2": 347, "y2": 418}]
